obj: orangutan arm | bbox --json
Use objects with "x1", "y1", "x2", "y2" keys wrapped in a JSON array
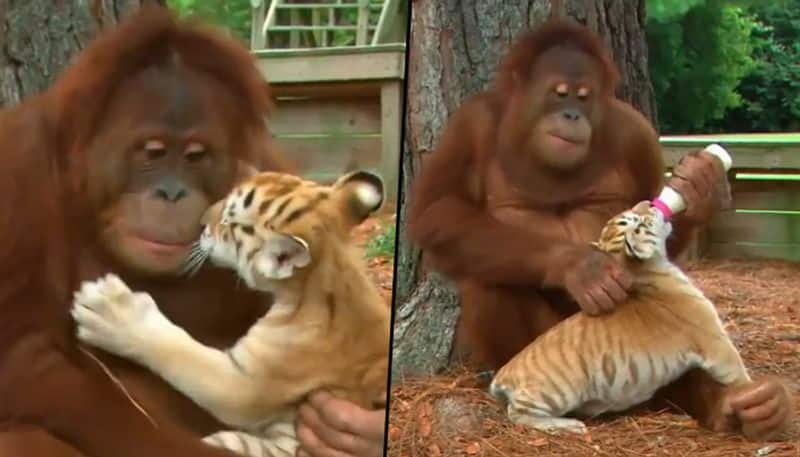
[{"x1": 615, "y1": 100, "x2": 694, "y2": 258}]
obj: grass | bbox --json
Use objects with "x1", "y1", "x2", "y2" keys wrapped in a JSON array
[{"x1": 364, "y1": 219, "x2": 396, "y2": 259}]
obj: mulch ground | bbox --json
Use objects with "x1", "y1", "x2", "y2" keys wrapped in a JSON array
[
  {"x1": 353, "y1": 213, "x2": 396, "y2": 306},
  {"x1": 386, "y1": 259, "x2": 800, "y2": 457}
]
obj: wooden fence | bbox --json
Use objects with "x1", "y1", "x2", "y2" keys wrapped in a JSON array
[
  {"x1": 661, "y1": 134, "x2": 800, "y2": 262},
  {"x1": 251, "y1": 1, "x2": 407, "y2": 207},
  {"x1": 256, "y1": 44, "x2": 405, "y2": 205}
]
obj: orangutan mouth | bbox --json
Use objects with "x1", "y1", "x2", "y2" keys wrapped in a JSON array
[{"x1": 547, "y1": 132, "x2": 585, "y2": 145}]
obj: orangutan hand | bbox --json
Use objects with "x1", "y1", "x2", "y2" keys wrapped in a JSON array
[
  {"x1": 296, "y1": 391, "x2": 386, "y2": 457},
  {"x1": 710, "y1": 377, "x2": 795, "y2": 441},
  {"x1": 668, "y1": 149, "x2": 732, "y2": 226},
  {"x1": 563, "y1": 248, "x2": 633, "y2": 316}
]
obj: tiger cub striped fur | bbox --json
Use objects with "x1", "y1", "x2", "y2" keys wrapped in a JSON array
[
  {"x1": 71, "y1": 170, "x2": 391, "y2": 456},
  {"x1": 489, "y1": 200, "x2": 750, "y2": 435}
]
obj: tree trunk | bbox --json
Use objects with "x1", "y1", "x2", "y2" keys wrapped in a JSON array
[
  {"x1": 391, "y1": 0, "x2": 655, "y2": 381},
  {"x1": 0, "y1": 0, "x2": 165, "y2": 108}
]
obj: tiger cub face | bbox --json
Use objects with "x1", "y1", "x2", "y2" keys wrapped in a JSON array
[
  {"x1": 591, "y1": 200, "x2": 672, "y2": 261},
  {"x1": 182, "y1": 170, "x2": 384, "y2": 291}
]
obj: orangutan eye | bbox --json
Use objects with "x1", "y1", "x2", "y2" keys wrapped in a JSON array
[
  {"x1": 144, "y1": 139, "x2": 167, "y2": 161},
  {"x1": 555, "y1": 83, "x2": 569, "y2": 98},
  {"x1": 185, "y1": 142, "x2": 208, "y2": 162},
  {"x1": 577, "y1": 87, "x2": 590, "y2": 99}
]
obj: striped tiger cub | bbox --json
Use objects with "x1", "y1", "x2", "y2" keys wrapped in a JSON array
[
  {"x1": 71, "y1": 170, "x2": 391, "y2": 456},
  {"x1": 489, "y1": 200, "x2": 750, "y2": 435}
]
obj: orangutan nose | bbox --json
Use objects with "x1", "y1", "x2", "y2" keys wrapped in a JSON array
[
  {"x1": 562, "y1": 109, "x2": 581, "y2": 122},
  {"x1": 154, "y1": 177, "x2": 188, "y2": 202}
]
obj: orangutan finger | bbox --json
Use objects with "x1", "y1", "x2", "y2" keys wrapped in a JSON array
[
  {"x1": 674, "y1": 150, "x2": 701, "y2": 174},
  {"x1": 695, "y1": 161, "x2": 716, "y2": 195},
  {"x1": 743, "y1": 409, "x2": 790, "y2": 441},
  {"x1": 705, "y1": 158, "x2": 722, "y2": 190},
  {"x1": 587, "y1": 287, "x2": 614, "y2": 314},
  {"x1": 729, "y1": 382, "x2": 780, "y2": 411},
  {"x1": 296, "y1": 423, "x2": 355, "y2": 457},
  {"x1": 737, "y1": 392, "x2": 781, "y2": 423},
  {"x1": 610, "y1": 266, "x2": 633, "y2": 291},
  {"x1": 578, "y1": 293, "x2": 601, "y2": 316},
  {"x1": 677, "y1": 149, "x2": 701, "y2": 166},
  {"x1": 670, "y1": 176, "x2": 701, "y2": 213},
  {"x1": 702, "y1": 149, "x2": 728, "y2": 175},
  {"x1": 679, "y1": 152, "x2": 712, "y2": 184},
  {"x1": 602, "y1": 277, "x2": 628, "y2": 304}
]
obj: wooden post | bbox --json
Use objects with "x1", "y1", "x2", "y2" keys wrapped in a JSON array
[
  {"x1": 290, "y1": 8, "x2": 301, "y2": 48},
  {"x1": 311, "y1": 7, "x2": 322, "y2": 48},
  {"x1": 380, "y1": 80, "x2": 403, "y2": 206},
  {"x1": 250, "y1": 0, "x2": 267, "y2": 50},
  {"x1": 356, "y1": 0, "x2": 370, "y2": 45},
  {"x1": 262, "y1": 0, "x2": 281, "y2": 49},
  {"x1": 372, "y1": 0, "x2": 401, "y2": 45}
]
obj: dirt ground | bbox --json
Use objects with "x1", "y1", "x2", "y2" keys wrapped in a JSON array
[{"x1": 386, "y1": 259, "x2": 800, "y2": 457}]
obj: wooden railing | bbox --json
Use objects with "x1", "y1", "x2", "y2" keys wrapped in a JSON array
[
  {"x1": 660, "y1": 134, "x2": 800, "y2": 261},
  {"x1": 251, "y1": 0, "x2": 405, "y2": 51}
]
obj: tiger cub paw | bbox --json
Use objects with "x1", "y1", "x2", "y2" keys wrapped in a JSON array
[
  {"x1": 509, "y1": 411, "x2": 589, "y2": 435},
  {"x1": 205, "y1": 430, "x2": 297, "y2": 456},
  {"x1": 536, "y1": 418, "x2": 588, "y2": 435},
  {"x1": 71, "y1": 273, "x2": 170, "y2": 358}
]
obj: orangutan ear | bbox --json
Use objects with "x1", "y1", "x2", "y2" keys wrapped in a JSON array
[{"x1": 236, "y1": 161, "x2": 259, "y2": 183}]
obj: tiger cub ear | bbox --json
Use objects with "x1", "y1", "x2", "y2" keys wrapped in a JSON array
[
  {"x1": 332, "y1": 170, "x2": 384, "y2": 225},
  {"x1": 255, "y1": 233, "x2": 311, "y2": 280}
]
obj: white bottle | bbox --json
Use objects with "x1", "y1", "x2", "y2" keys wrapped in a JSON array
[{"x1": 651, "y1": 143, "x2": 733, "y2": 219}]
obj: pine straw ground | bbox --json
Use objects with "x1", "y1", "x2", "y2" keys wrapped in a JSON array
[{"x1": 386, "y1": 259, "x2": 800, "y2": 457}]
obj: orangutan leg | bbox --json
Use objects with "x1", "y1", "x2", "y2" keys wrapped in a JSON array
[
  {"x1": 0, "y1": 426, "x2": 86, "y2": 457},
  {"x1": 453, "y1": 282, "x2": 567, "y2": 371}
]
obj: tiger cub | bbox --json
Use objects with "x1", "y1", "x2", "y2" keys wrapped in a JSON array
[
  {"x1": 71, "y1": 170, "x2": 391, "y2": 456},
  {"x1": 489, "y1": 200, "x2": 750, "y2": 435}
]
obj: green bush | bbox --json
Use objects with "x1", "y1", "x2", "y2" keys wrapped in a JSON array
[
  {"x1": 365, "y1": 220, "x2": 396, "y2": 260},
  {"x1": 647, "y1": 0, "x2": 757, "y2": 133},
  {"x1": 166, "y1": 0, "x2": 251, "y2": 43},
  {"x1": 709, "y1": 1, "x2": 800, "y2": 132}
]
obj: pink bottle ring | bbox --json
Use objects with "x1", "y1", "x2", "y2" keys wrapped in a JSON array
[{"x1": 651, "y1": 198, "x2": 674, "y2": 220}]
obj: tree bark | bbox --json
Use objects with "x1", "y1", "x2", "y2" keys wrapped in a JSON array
[
  {"x1": 391, "y1": 0, "x2": 655, "y2": 381},
  {"x1": 0, "y1": 0, "x2": 165, "y2": 108}
]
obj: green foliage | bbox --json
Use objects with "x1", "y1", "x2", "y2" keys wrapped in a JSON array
[
  {"x1": 647, "y1": 0, "x2": 707, "y2": 21},
  {"x1": 164, "y1": 1, "x2": 386, "y2": 49},
  {"x1": 166, "y1": 0, "x2": 251, "y2": 43},
  {"x1": 365, "y1": 220, "x2": 396, "y2": 259},
  {"x1": 647, "y1": 0, "x2": 757, "y2": 133},
  {"x1": 709, "y1": 0, "x2": 800, "y2": 132}
]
